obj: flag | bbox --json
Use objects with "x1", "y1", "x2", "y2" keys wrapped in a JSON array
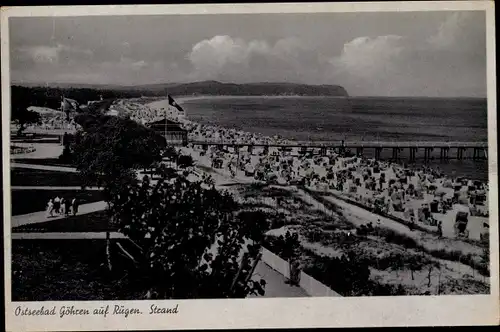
[
  {"x1": 61, "y1": 97, "x2": 79, "y2": 121},
  {"x1": 167, "y1": 95, "x2": 186, "y2": 118},
  {"x1": 61, "y1": 97, "x2": 79, "y2": 112}
]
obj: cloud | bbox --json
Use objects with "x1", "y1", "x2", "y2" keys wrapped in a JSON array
[
  {"x1": 17, "y1": 43, "x2": 93, "y2": 65},
  {"x1": 25, "y1": 46, "x2": 59, "y2": 63},
  {"x1": 427, "y1": 12, "x2": 483, "y2": 51},
  {"x1": 330, "y1": 35, "x2": 405, "y2": 79},
  {"x1": 326, "y1": 12, "x2": 486, "y2": 96},
  {"x1": 188, "y1": 35, "x2": 268, "y2": 77},
  {"x1": 10, "y1": 12, "x2": 485, "y2": 97},
  {"x1": 187, "y1": 35, "x2": 325, "y2": 83}
]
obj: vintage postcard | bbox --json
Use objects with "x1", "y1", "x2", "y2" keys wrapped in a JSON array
[{"x1": 2, "y1": 2, "x2": 498, "y2": 331}]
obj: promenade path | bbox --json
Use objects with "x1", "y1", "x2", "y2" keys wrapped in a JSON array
[
  {"x1": 11, "y1": 207, "x2": 309, "y2": 298},
  {"x1": 11, "y1": 200, "x2": 107, "y2": 228},
  {"x1": 306, "y1": 188, "x2": 486, "y2": 242},
  {"x1": 250, "y1": 261, "x2": 308, "y2": 297},
  {"x1": 294, "y1": 187, "x2": 482, "y2": 256},
  {"x1": 10, "y1": 143, "x2": 63, "y2": 159},
  {"x1": 11, "y1": 232, "x2": 126, "y2": 240},
  {"x1": 10, "y1": 163, "x2": 77, "y2": 173},
  {"x1": 12, "y1": 186, "x2": 102, "y2": 191}
]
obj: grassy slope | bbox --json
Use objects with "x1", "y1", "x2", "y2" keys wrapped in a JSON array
[
  {"x1": 11, "y1": 239, "x2": 145, "y2": 301},
  {"x1": 11, "y1": 168, "x2": 97, "y2": 187}
]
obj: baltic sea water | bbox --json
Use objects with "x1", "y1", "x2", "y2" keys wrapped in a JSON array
[{"x1": 181, "y1": 96, "x2": 488, "y2": 181}]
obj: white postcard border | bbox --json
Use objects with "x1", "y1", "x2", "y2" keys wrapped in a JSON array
[{"x1": 2, "y1": 2, "x2": 498, "y2": 331}]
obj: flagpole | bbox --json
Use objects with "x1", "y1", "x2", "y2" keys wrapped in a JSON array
[{"x1": 166, "y1": 94, "x2": 168, "y2": 143}]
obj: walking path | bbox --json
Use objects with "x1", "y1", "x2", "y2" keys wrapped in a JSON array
[
  {"x1": 12, "y1": 186, "x2": 102, "y2": 191},
  {"x1": 250, "y1": 261, "x2": 308, "y2": 298},
  {"x1": 10, "y1": 143, "x2": 63, "y2": 159},
  {"x1": 11, "y1": 201, "x2": 107, "y2": 228},
  {"x1": 291, "y1": 186, "x2": 482, "y2": 256},
  {"x1": 10, "y1": 163, "x2": 77, "y2": 173},
  {"x1": 11, "y1": 232, "x2": 126, "y2": 240},
  {"x1": 302, "y1": 188, "x2": 417, "y2": 235}
]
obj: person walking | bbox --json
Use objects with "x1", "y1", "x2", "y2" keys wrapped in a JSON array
[
  {"x1": 60, "y1": 197, "x2": 66, "y2": 215},
  {"x1": 437, "y1": 221, "x2": 443, "y2": 238},
  {"x1": 54, "y1": 196, "x2": 61, "y2": 215},
  {"x1": 72, "y1": 197, "x2": 79, "y2": 216},
  {"x1": 289, "y1": 258, "x2": 302, "y2": 287},
  {"x1": 64, "y1": 198, "x2": 71, "y2": 216},
  {"x1": 46, "y1": 199, "x2": 54, "y2": 218}
]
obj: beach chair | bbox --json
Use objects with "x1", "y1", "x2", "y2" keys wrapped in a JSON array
[{"x1": 454, "y1": 212, "x2": 469, "y2": 238}]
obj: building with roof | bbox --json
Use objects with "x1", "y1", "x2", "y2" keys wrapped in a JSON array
[{"x1": 146, "y1": 118, "x2": 188, "y2": 146}]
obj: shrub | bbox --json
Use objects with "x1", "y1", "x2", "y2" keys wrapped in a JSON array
[
  {"x1": 376, "y1": 227, "x2": 418, "y2": 248},
  {"x1": 111, "y1": 173, "x2": 266, "y2": 299},
  {"x1": 177, "y1": 155, "x2": 194, "y2": 168},
  {"x1": 368, "y1": 281, "x2": 407, "y2": 296},
  {"x1": 304, "y1": 250, "x2": 371, "y2": 296}
]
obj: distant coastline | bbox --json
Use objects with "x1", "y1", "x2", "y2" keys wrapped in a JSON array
[
  {"x1": 175, "y1": 95, "x2": 349, "y2": 103},
  {"x1": 11, "y1": 80, "x2": 349, "y2": 98}
]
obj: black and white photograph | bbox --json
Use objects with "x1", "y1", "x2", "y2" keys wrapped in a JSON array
[{"x1": 2, "y1": 2, "x2": 498, "y2": 330}]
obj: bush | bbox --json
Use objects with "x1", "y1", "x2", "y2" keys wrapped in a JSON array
[
  {"x1": 177, "y1": 155, "x2": 194, "y2": 168},
  {"x1": 304, "y1": 250, "x2": 371, "y2": 296},
  {"x1": 59, "y1": 145, "x2": 73, "y2": 163},
  {"x1": 368, "y1": 281, "x2": 407, "y2": 296},
  {"x1": 111, "y1": 173, "x2": 266, "y2": 299},
  {"x1": 237, "y1": 210, "x2": 270, "y2": 243},
  {"x1": 269, "y1": 216, "x2": 285, "y2": 230},
  {"x1": 376, "y1": 227, "x2": 418, "y2": 248}
]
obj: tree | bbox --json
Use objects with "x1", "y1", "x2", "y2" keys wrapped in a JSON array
[
  {"x1": 71, "y1": 113, "x2": 167, "y2": 272},
  {"x1": 109, "y1": 169, "x2": 266, "y2": 299},
  {"x1": 163, "y1": 146, "x2": 179, "y2": 160},
  {"x1": 177, "y1": 154, "x2": 194, "y2": 169},
  {"x1": 12, "y1": 107, "x2": 41, "y2": 136},
  {"x1": 237, "y1": 210, "x2": 270, "y2": 243},
  {"x1": 59, "y1": 132, "x2": 76, "y2": 163},
  {"x1": 306, "y1": 250, "x2": 371, "y2": 296},
  {"x1": 72, "y1": 113, "x2": 166, "y2": 195}
]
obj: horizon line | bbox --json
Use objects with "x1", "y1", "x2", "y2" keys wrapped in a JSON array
[{"x1": 10, "y1": 80, "x2": 487, "y2": 99}]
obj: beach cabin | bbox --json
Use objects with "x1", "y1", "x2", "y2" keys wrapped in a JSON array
[{"x1": 146, "y1": 118, "x2": 188, "y2": 146}]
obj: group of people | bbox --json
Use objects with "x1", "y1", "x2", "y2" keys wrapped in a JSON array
[{"x1": 46, "y1": 196, "x2": 79, "y2": 218}]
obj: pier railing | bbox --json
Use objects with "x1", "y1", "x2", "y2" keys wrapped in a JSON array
[
  {"x1": 189, "y1": 140, "x2": 488, "y2": 161},
  {"x1": 189, "y1": 140, "x2": 488, "y2": 149}
]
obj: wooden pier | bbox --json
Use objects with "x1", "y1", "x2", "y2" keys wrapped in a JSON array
[{"x1": 190, "y1": 140, "x2": 488, "y2": 162}]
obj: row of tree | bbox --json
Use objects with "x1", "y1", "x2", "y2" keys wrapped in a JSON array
[{"x1": 11, "y1": 85, "x2": 146, "y2": 110}]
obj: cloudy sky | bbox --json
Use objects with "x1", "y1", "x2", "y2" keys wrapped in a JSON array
[{"x1": 9, "y1": 11, "x2": 486, "y2": 97}]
